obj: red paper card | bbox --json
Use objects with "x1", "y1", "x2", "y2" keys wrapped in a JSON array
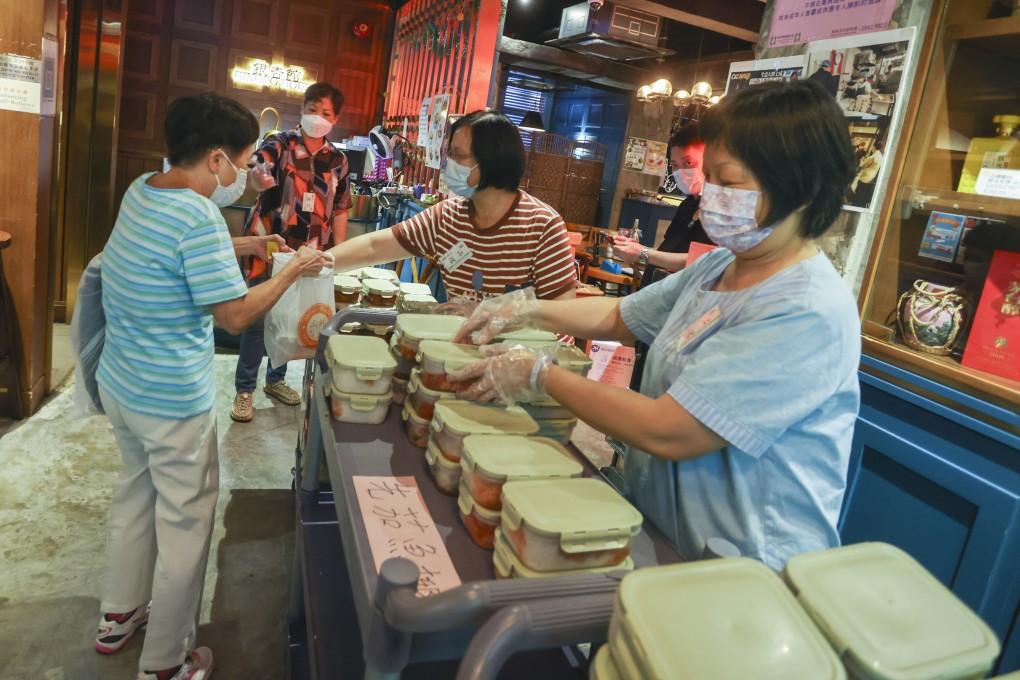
[
  {"x1": 961, "y1": 249, "x2": 1020, "y2": 382},
  {"x1": 687, "y1": 241, "x2": 718, "y2": 266}
]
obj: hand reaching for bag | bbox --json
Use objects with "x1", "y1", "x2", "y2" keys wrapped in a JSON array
[
  {"x1": 285, "y1": 246, "x2": 333, "y2": 277},
  {"x1": 446, "y1": 288, "x2": 540, "y2": 346},
  {"x1": 450, "y1": 344, "x2": 554, "y2": 406}
]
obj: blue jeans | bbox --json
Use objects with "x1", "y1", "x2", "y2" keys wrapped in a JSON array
[{"x1": 234, "y1": 277, "x2": 286, "y2": 394}]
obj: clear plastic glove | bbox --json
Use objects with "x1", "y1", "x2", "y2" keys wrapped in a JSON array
[
  {"x1": 451, "y1": 344, "x2": 555, "y2": 406},
  {"x1": 434, "y1": 296, "x2": 479, "y2": 318},
  {"x1": 450, "y1": 288, "x2": 540, "y2": 346},
  {"x1": 611, "y1": 235, "x2": 643, "y2": 264},
  {"x1": 250, "y1": 159, "x2": 276, "y2": 192}
]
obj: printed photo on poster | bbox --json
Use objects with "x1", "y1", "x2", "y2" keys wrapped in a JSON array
[
  {"x1": 417, "y1": 97, "x2": 431, "y2": 147},
  {"x1": 768, "y1": 0, "x2": 898, "y2": 47},
  {"x1": 918, "y1": 212, "x2": 966, "y2": 262},
  {"x1": 845, "y1": 117, "x2": 890, "y2": 212},
  {"x1": 725, "y1": 55, "x2": 806, "y2": 96},
  {"x1": 425, "y1": 94, "x2": 451, "y2": 169},
  {"x1": 643, "y1": 140, "x2": 667, "y2": 176},
  {"x1": 625, "y1": 137, "x2": 647, "y2": 171}
]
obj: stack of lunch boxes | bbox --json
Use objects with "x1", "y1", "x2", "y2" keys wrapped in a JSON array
[
  {"x1": 405, "y1": 339, "x2": 489, "y2": 447},
  {"x1": 397, "y1": 282, "x2": 437, "y2": 313},
  {"x1": 324, "y1": 335, "x2": 397, "y2": 425},
  {"x1": 392, "y1": 316, "x2": 464, "y2": 407},
  {"x1": 333, "y1": 274, "x2": 360, "y2": 310},
  {"x1": 592, "y1": 542, "x2": 1001, "y2": 680},
  {"x1": 495, "y1": 478, "x2": 641, "y2": 578}
]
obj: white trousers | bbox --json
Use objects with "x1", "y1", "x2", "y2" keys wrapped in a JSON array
[{"x1": 98, "y1": 389, "x2": 219, "y2": 671}]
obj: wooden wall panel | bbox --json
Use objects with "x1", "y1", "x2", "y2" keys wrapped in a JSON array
[
  {"x1": 174, "y1": 0, "x2": 223, "y2": 35},
  {"x1": 285, "y1": 5, "x2": 331, "y2": 55},
  {"x1": 232, "y1": 0, "x2": 278, "y2": 44},
  {"x1": 130, "y1": 0, "x2": 165, "y2": 24},
  {"x1": 123, "y1": 32, "x2": 160, "y2": 82},
  {"x1": 119, "y1": 92, "x2": 157, "y2": 142},
  {"x1": 169, "y1": 39, "x2": 218, "y2": 90}
]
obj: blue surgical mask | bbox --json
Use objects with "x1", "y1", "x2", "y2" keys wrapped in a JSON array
[
  {"x1": 210, "y1": 150, "x2": 248, "y2": 207},
  {"x1": 699, "y1": 182, "x2": 774, "y2": 252},
  {"x1": 672, "y1": 167, "x2": 703, "y2": 195},
  {"x1": 444, "y1": 158, "x2": 478, "y2": 198}
]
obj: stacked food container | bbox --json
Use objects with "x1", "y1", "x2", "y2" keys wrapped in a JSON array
[
  {"x1": 324, "y1": 335, "x2": 397, "y2": 425},
  {"x1": 495, "y1": 478, "x2": 641, "y2": 578},
  {"x1": 392, "y1": 315, "x2": 464, "y2": 407},
  {"x1": 397, "y1": 282, "x2": 437, "y2": 313},
  {"x1": 333, "y1": 274, "x2": 360, "y2": 310},
  {"x1": 458, "y1": 435, "x2": 583, "y2": 549}
]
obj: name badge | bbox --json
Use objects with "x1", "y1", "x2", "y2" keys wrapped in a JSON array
[
  {"x1": 302, "y1": 192, "x2": 315, "y2": 213},
  {"x1": 440, "y1": 240, "x2": 473, "y2": 273},
  {"x1": 675, "y1": 306, "x2": 723, "y2": 353}
]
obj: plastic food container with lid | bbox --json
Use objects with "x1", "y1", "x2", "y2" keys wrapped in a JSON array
[
  {"x1": 394, "y1": 314, "x2": 465, "y2": 361},
  {"x1": 555, "y1": 344, "x2": 593, "y2": 376},
  {"x1": 362, "y1": 279, "x2": 398, "y2": 308},
  {"x1": 501, "y1": 478, "x2": 642, "y2": 572},
  {"x1": 359, "y1": 266, "x2": 399, "y2": 282},
  {"x1": 589, "y1": 644, "x2": 624, "y2": 680},
  {"x1": 339, "y1": 321, "x2": 362, "y2": 335},
  {"x1": 495, "y1": 328, "x2": 560, "y2": 347},
  {"x1": 535, "y1": 417, "x2": 577, "y2": 445},
  {"x1": 333, "y1": 274, "x2": 361, "y2": 305},
  {"x1": 458, "y1": 479, "x2": 500, "y2": 549},
  {"x1": 328, "y1": 388, "x2": 392, "y2": 425},
  {"x1": 397, "y1": 294, "x2": 438, "y2": 314},
  {"x1": 325, "y1": 335, "x2": 397, "y2": 395},
  {"x1": 392, "y1": 375, "x2": 408, "y2": 405},
  {"x1": 417, "y1": 340, "x2": 485, "y2": 392},
  {"x1": 609, "y1": 559, "x2": 845, "y2": 680},
  {"x1": 363, "y1": 322, "x2": 394, "y2": 343},
  {"x1": 398, "y1": 282, "x2": 433, "y2": 297},
  {"x1": 431, "y1": 401, "x2": 538, "y2": 463},
  {"x1": 783, "y1": 542, "x2": 1001, "y2": 680},
  {"x1": 425, "y1": 438, "x2": 461, "y2": 495},
  {"x1": 401, "y1": 399, "x2": 430, "y2": 449},
  {"x1": 407, "y1": 368, "x2": 457, "y2": 420},
  {"x1": 520, "y1": 398, "x2": 572, "y2": 421},
  {"x1": 492, "y1": 528, "x2": 634, "y2": 580},
  {"x1": 389, "y1": 336, "x2": 415, "y2": 379},
  {"x1": 460, "y1": 435, "x2": 582, "y2": 511}
]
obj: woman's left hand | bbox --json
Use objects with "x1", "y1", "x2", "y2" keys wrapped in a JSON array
[
  {"x1": 450, "y1": 344, "x2": 553, "y2": 406},
  {"x1": 611, "y1": 236, "x2": 643, "y2": 264},
  {"x1": 240, "y1": 234, "x2": 291, "y2": 262}
]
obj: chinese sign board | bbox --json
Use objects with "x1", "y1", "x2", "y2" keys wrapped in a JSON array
[
  {"x1": 768, "y1": 0, "x2": 898, "y2": 47},
  {"x1": 0, "y1": 53, "x2": 41, "y2": 114},
  {"x1": 231, "y1": 59, "x2": 315, "y2": 96}
]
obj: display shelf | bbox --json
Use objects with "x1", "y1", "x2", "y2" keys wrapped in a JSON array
[
  {"x1": 905, "y1": 185, "x2": 1020, "y2": 221},
  {"x1": 946, "y1": 15, "x2": 1020, "y2": 43}
]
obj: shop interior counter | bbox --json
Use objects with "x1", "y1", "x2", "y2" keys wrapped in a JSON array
[{"x1": 294, "y1": 307, "x2": 682, "y2": 679}]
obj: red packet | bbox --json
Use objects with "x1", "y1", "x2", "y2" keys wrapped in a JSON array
[
  {"x1": 961, "y1": 249, "x2": 1020, "y2": 382},
  {"x1": 687, "y1": 241, "x2": 718, "y2": 266}
]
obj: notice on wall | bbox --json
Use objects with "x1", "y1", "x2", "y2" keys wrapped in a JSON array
[
  {"x1": 643, "y1": 141, "x2": 668, "y2": 177},
  {"x1": 624, "y1": 137, "x2": 647, "y2": 171},
  {"x1": 353, "y1": 475, "x2": 461, "y2": 597},
  {"x1": 426, "y1": 94, "x2": 452, "y2": 169},
  {"x1": 975, "y1": 168, "x2": 1020, "y2": 200},
  {"x1": 417, "y1": 98, "x2": 431, "y2": 148},
  {"x1": 725, "y1": 55, "x2": 806, "y2": 96},
  {"x1": 768, "y1": 0, "x2": 898, "y2": 47},
  {"x1": 586, "y1": 341, "x2": 636, "y2": 389},
  {"x1": 0, "y1": 53, "x2": 41, "y2": 114}
]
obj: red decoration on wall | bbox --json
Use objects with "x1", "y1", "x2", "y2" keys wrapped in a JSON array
[{"x1": 352, "y1": 20, "x2": 372, "y2": 39}]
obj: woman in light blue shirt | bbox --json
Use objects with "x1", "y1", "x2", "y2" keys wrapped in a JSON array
[{"x1": 449, "y1": 80, "x2": 861, "y2": 570}]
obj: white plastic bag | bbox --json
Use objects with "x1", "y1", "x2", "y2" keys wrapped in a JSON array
[
  {"x1": 263, "y1": 250, "x2": 335, "y2": 367},
  {"x1": 70, "y1": 254, "x2": 106, "y2": 418}
]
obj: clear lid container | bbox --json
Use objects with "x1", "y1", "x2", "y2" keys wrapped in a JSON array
[
  {"x1": 784, "y1": 542, "x2": 1001, "y2": 680},
  {"x1": 612, "y1": 559, "x2": 845, "y2": 680},
  {"x1": 457, "y1": 478, "x2": 501, "y2": 524},
  {"x1": 359, "y1": 267, "x2": 399, "y2": 282},
  {"x1": 333, "y1": 274, "x2": 360, "y2": 293},
  {"x1": 492, "y1": 527, "x2": 634, "y2": 579},
  {"x1": 554, "y1": 344, "x2": 593, "y2": 375},
  {"x1": 432, "y1": 401, "x2": 538, "y2": 439},
  {"x1": 495, "y1": 328, "x2": 560, "y2": 347},
  {"x1": 362, "y1": 279, "x2": 399, "y2": 296},
  {"x1": 398, "y1": 294, "x2": 438, "y2": 313},
  {"x1": 460, "y1": 435, "x2": 582, "y2": 484},
  {"x1": 336, "y1": 268, "x2": 364, "y2": 278},
  {"x1": 417, "y1": 340, "x2": 485, "y2": 372},
  {"x1": 395, "y1": 314, "x2": 465, "y2": 344},
  {"x1": 398, "y1": 282, "x2": 433, "y2": 296},
  {"x1": 501, "y1": 478, "x2": 641, "y2": 554},
  {"x1": 325, "y1": 335, "x2": 397, "y2": 381},
  {"x1": 520, "y1": 398, "x2": 572, "y2": 421}
]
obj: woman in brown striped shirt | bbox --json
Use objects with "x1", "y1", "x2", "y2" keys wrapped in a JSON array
[{"x1": 326, "y1": 111, "x2": 577, "y2": 302}]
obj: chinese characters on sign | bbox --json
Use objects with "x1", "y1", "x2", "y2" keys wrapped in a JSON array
[
  {"x1": 725, "y1": 56, "x2": 806, "y2": 96},
  {"x1": 353, "y1": 476, "x2": 461, "y2": 597},
  {"x1": 768, "y1": 0, "x2": 897, "y2": 47},
  {"x1": 0, "y1": 53, "x2": 42, "y2": 114},
  {"x1": 231, "y1": 60, "x2": 315, "y2": 95}
]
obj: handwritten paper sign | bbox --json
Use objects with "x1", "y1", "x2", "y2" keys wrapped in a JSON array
[{"x1": 353, "y1": 475, "x2": 461, "y2": 597}]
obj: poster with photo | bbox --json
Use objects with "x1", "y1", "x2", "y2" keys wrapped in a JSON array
[
  {"x1": 643, "y1": 140, "x2": 668, "y2": 176},
  {"x1": 625, "y1": 137, "x2": 647, "y2": 171},
  {"x1": 425, "y1": 94, "x2": 451, "y2": 169},
  {"x1": 417, "y1": 98, "x2": 431, "y2": 147},
  {"x1": 725, "y1": 55, "x2": 806, "y2": 96},
  {"x1": 806, "y1": 27, "x2": 915, "y2": 212},
  {"x1": 918, "y1": 212, "x2": 967, "y2": 262}
]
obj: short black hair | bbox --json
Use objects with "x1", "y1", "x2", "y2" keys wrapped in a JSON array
[
  {"x1": 873, "y1": 140, "x2": 885, "y2": 152},
  {"x1": 164, "y1": 93, "x2": 259, "y2": 167},
  {"x1": 450, "y1": 110, "x2": 525, "y2": 192},
  {"x1": 700, "y1": 80, "x2": 855, "y2": 239},
  {"x1": 303, "y1": 82, "x2": 344, "y2": 113},
  {"x1": 668, "y1": 123, "x2": 703, "y2": 152}
]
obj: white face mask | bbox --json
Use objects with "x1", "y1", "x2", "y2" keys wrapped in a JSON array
[
  {"x1": 300, "y1": 114, "x2": 334, "y2": 139},
  {"x1": 699, "y1": 182, "x2": 774, "y2": 253},
  {"x1": 210, "y1": 151, "x2": 248, "y2": 207},
  {"x1": 672, "y1": 167, "x2": 704, "y2": 195},
  {"x1": 444, "y1": 158, "x2": 478, "y2": 198}
]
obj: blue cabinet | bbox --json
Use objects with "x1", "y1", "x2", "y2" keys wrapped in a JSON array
[{"x1": 840, "y1": 356, "x2": 1020, "y2": 673}]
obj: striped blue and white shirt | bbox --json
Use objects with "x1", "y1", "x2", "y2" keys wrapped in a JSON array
[
  {"x1": 620, "y1": 248, "x2": 861, "y2": 570},
  {"x1": 97, "y1": 173, "x2": 247, "y2": 419}
]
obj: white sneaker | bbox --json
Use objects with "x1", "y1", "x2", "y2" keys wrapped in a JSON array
[{"x1": 137, "y1": 646, "x2": 213, "y2": 680}]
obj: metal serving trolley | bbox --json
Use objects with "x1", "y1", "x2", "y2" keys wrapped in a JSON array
[{"x1": 287, "y1": 307, "x2": 682, "y2": 680}]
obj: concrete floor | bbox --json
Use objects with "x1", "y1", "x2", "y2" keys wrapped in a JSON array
[{"x1": 0, "y1": 339, "x2": 307, "y2": 680}]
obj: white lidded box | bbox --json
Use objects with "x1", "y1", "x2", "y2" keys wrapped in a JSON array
[
  {"x1": 401, "y1": 399, "x2": 430, "y2": 449},
  {"x1": 492, "y1": 528, "x2": 633, "y2": 580},
  {"x1": 417, "y1": 340, "x2": 485, "y2": 392},
  {"x1": 327, "y1": 388, "x2": 392, "y2": 425},
  {"x1": 555, "y1": 343, "x2": 593, "y2": 376},
  {"x1": 431, "y1": 401, "x2": 538, "y2": 463},
  {"x1": 784, "y1": 542, "x2": 1001, "y2": 680},
  {"x1": 359, "y1": 266, "x2": 399, "y2": 282},
  {"x1": 535, "y1": 417, "x2": 578, "y2": 445},
  {"x1": 589, "y1": 644, "x2": 624, "y2": 680},
  {"x1": 520, "y1": 398, "x2": 572, "y2": 421},
  {"x1": 325, "y1": 335, "x2": 397, "y2": 396},
  {"x1": 610, "y1": 559, "x2": 846, "y2": 680},
  {"x1": 362, "y1": 279, "x2": 398, "y2": 308},
  {"x1": 398, "y1": 294, "x2": 438, "y2": 314},
  {"x1": 460, "y1": 434, "x2": 583, "y2": 511},
  {"x1": 398, "y1": 281, "x2": 433, "y2": 297},
  {"x1": 495, "y1": 328, "x2": 560, "y2": 347},
  {"x1": 425, "y1": 437, "x2": 461, "y2": 495},
  {"x1": 394, "y1": 314, "x2": 465, "y2": 362},
  {"x1": 458, "y1": 478, "x2": 500, "y2": 549},
  {"x1": 333, "y1": 274, "x2": 361, "y2": 305},
  {"x1": 407, "y1": 368, "x2": 458, "y2": 420},
  {"x1": 501, "y1": 478, "x2": 641, "y2": 572}
]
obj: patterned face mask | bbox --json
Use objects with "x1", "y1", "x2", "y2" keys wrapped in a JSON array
[{"x1": 699, "y1": 182, "x2": 774, "y2": 252}]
